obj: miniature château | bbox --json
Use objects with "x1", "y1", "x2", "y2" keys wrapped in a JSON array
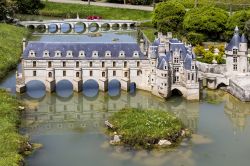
[{"x1": 16, "y1": 32, "x2": 199, "y2": 100}]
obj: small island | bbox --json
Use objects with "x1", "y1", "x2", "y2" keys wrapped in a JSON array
[{"x1": 105, "y1": 108, "x2": 191, "y2": 149}]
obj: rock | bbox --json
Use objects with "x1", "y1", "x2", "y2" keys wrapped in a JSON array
[
  {"x1": 158, "y1": 139, "x2": 171, "y2": 146},
  {"x1": 105, "y1": 120, "x2": 114, "y2": 129},
  {"x1": 19, "y1": 106, "x2": 25, "y2": 110},
  {"x1": 110, "y1": 134, "x2": 121, "y2": 144}
]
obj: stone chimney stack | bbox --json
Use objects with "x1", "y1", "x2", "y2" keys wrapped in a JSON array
[
  {"x1": 22, "y1": 38, "x2": 27, "y2": 52},
  {"x1": 140, "y1": 39, "x2": 145, "y2": 53}
]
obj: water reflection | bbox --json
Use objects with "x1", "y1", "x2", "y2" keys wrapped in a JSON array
[
  {"x1": 26, "y1": 80, "x2": 46, "y2": 99},
  {"x1": 56, "y1": 80, "x2": 73, "y2": 98},
  {"x1": 108, "y1": 80, "x2": 121, "y2": 97},
  {"x1": 82, "y1": 80, "x2": 99, "y2": 98}
]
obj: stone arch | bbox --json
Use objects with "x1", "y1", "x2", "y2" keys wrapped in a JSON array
[
  {"x1": 108, "y1": 79, "x2": 121, "y2": 97},
  {"x1": 48, "y1": 24, "x2": 58, "y2": 33},
  {"x1": 26, "y1": 80, "x2": 46, "y2": 99},
  {"x1": 27, "y1": 25, "x2": 35, "y2": 32},
  {"x1": 121, "y1": 23, "x2": 128, "y2": 30},
  {"x1": 111, "y1": 23, "x2": 120, "y2": 30},
  {"x1": 101, "y1": 23, "x2": 110, "y2": 31},
  {"x1": 89, "y1": 23, "x2": 99, "y2": 32},
  {"x1": 129, "y1": 23, "x2": 136, "y2": 29},
  {"x1": 36, "y1": 24, "x2": 46, "y2": 33},
  {"x1": 56, "y1": 79, "x2": 73, "y2": 98},
  {"x1": 61, "y1": 23, "x2": 72, "y2": 33},
  {"x1": 82, "y1": 79, "x2": 99, "y2": 98},
  {"x1": 171, "y1": 88, "x2": 184, "y2": 97},
  {"x1": 130, "y1": 82, "x2": 136, "y2": 95},
  {"x1": 75, "y1": 22, "x2": 86, "y2": 33},
  {"x1": 216, "y1": 82, "x2": 227, "y2": 89}
]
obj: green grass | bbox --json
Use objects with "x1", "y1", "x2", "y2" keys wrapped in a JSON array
[
  {"x1": 0, "y1": 24, "x2": 29, "y2": 80},
  {"x1": 108, "y1": 108, "x2": 185, "y2": 148},
  {"x1": 0, "y1": 90, "x2": 26, "y2": 166},
  {"x1": 141, "y1": 28, "x2": 157, "y2": 42},
  {"x1": 39, "y1": 2, "x2": 152, "y2": 20}
]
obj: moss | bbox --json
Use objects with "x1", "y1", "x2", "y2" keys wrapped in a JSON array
[{"x1": 107, "y1": 108, "x2": 187, "y2": 149}]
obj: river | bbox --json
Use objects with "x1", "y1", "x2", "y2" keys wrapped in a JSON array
[{"x1": 0, "y1": 29, "x2": 250, "y2": 166}]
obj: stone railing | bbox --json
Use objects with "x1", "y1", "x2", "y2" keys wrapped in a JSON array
[{"x1": 196, "y1": 61, "x2": 226, "y2": 74}]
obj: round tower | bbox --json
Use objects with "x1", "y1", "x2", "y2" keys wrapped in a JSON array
[{"x1": 239, "y1": 34, "x2": 248, "y2": 52}]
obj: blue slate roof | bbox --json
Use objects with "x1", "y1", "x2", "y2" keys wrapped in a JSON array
[
  {"x1": 153, "y1": 38, "x2": 195, "y2": 70},
  {"x1": 23, "y1": 42, "x2": 146, "y2": 59},
  {"x1": 225, "y1": 26, "x2": 248, "y2": 51}
]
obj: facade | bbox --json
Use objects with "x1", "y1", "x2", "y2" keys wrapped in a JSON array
[
  {"x1": 225, "y1": 26, "x2": 249, "y2": 75},
  {"x1": 17, "y1": 32, "x2": 200, "y2": 100}
]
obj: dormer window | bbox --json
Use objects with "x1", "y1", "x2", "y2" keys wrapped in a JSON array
[
  {"x1": 92, "y1": 51, "x2": 98, "y2": 58},
  {"x1": 66, "y1": 51, "x2": 73, "y2": 57},
  {"x1": 233, "y1": 48, "x2": 238, "y2": 55},
  {"x1": 43, "y1": 50, "x2": 49, "y2": 57},
  {"x1": 119, "y1": 51, "x2": 125, "y2": 58},
  {"x1": 79, "y1": 51, "x2": 85, "y2": 57},
  {"x1": 105, "y1": 51, "x2": 111, "y2": 57},
  {"x1": 55, "y1": 51, "x2": 61, "y2": 57},
  {"x1": 133, "y1": 51, "x2": 139, "y2": 58},
  {"x1": 192, "y1": 65, "x2": 195, "y2": 70},
  {"x1": 29, "y1": 50, "x2": 36, "y2": 57}
]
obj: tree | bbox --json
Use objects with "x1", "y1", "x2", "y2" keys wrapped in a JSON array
[
  {"x1": 14, "y1": 0, "x2": 44, "y2": 14},
  {"x1": 186, "y1": 32, "x2": 207, "y2": 45},
  {"x1": 183, "y1": 6, "x2": 228, "y2": 38},
  {"x1": 0, "y1": 0, "x2": 16, "y2": 21},
  {"x1": 152, "y1": 0, "x2": 186, "y2": 33},
  {"x1": 225, "y1": 10, "x2": 250, "y2": 39}
]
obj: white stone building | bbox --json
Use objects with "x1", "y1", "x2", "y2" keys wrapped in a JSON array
[{"x1": 17, "y1": 32, "x2": 200, "y2": 100}]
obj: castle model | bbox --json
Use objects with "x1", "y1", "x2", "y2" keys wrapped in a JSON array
[{"x1": 16, "y1": 32, "x2": 200, "y2": 100}]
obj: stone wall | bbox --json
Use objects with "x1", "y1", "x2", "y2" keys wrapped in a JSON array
[
  {"x1": 196, "y1": 61, "x2": 226, "y2": 74},
  {"x1": 227, "y1": 80, "x2": 250, "y2": 102}
]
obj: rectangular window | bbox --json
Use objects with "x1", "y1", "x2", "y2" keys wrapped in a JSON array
[
  {"x1": 102, "y1": 62, "x2": 105, "y2": 68},
  {"x1": 233, "y1": 49, "x2": 238, "y2": 55},
  {"x1": 63, "y1": 61, "x2": 66, "y2": 67},
  {"x1": 113, "y1": 61, "x2": 116, "y2": 67},
  {"x1": 33, "y1": 71, "x2": 36, "y2": 76},
  {"x1": 137, "y1": 70, "x2": 141, "y2": 76},
  {"x1": 124, "y1": 61, "x2": 127, "y2": 68},
  {"x1": 137, "y1": 61, "x2": 140, "y2": 67},
  {"x1": 90, "y1": 70, "x2": 93, "y2": 76},
  {"x1": 63, "y1": 70, "x2": 66, "y2": 76},
  {"x1": 191, "y1": 73, "x2": 194, "y2": 80},
  {"x1": 76, "y1": 61, "x2": 79, "y2": 68},
  {"x1": 174, "y1": 67, "x2": 179, "y2": 72},
  {"x1": 89, "y1": 61, "x2": 93, "y2": 67},
  {"x1": 188, "y1": 73, "x2": 190, "y2": 80},
  {"x1": 102, "y1": 72, "x2": 105, "y2": 77},
  {"x1": 113, "y1": 70, "x2": 116, "y2": 76},
  {"x1": 233, "y1": 57, "x2": 237, "y2": 63},
  {"x1": 174, "y1": 57, "x2": 179, "y2": 64},
  {"x1": 233, "y1": 64, "x2": 237, "y2": 71},
  {"x1": 33, "y1": 61, "x2": 36, "y2": 67},
  {"x1": 48, "y1": 61, "x2": 52, "y2": 68}
]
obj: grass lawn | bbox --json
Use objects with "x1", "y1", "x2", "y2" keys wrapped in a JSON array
[
  {"x1": 107, "y1": 108, "x2": 185, "y2": 148},
  {"x1": 0, "y1": 90, "x2": 26, "y2": 166},
  {"x1": 39, "y1": 2, "x2": 152, "y2": 20},
  {"x1": 0, "y1": 24, "x2": 29, "y2": 80},
  {"x1": 141, "y1": 28, "x2": 157, "y2": 42}
]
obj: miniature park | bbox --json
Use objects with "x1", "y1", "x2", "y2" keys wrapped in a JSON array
[{"x1": 1, "y1": 0, "x2": 250, "y2": 166}]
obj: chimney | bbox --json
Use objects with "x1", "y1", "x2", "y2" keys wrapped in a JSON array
[{"x1": 22, "y1": 38, "x2": 27, "y2": 52}]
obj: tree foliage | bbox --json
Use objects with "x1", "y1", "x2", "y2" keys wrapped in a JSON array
[
  {"x1": 183, "y1": 6, "x2": 228, "y2": 37},
  {"x1": 0, "y1": 0, "x2": 16, "y2": 21},
  {"x1": 152, "y1": 1, "x2": 186, "y2": 33},
  {"x1": 186, "y1": 32, "x2": 207, "y2": 45},
  {"x1": 14, "y1": 0, "x2": 44, "y2": 14}
]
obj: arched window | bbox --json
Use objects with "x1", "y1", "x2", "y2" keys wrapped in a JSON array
[
  {"x1": 43, "y1": 50, "x2": 50, "y2": 57},
  {"x1": 55, "y1": 51, "x2": 61, "y2": 57},
  {"x1": 105, "y1": 51, "x2": 111, "y2": 57},
  {"x1": 92, "y1": 51, "x2": 98, "y2": 58},
  {"x1": 119, "y1": 51, "x2": 125, "y2": 58},
  {"x1": 133, "y1": 51, "x2": 139, "y2": 58},
  {"x1": 124, "y1": 72, "x2": 128, "y2": 77},
  {"x1": 48, "y1": 72, "x2": 52, "y2": 78},
  {"x1": 76, "y1": 72, "x2": 80, "y2": 77},
  {"x1": 137, "y1": 61, "x2": 140, "y2": 67},
  {"x1": 66, "y1": 51, "x2": 73, "y2": 57},
  {"x1": 113, "y1": 61, "x2": 116, "y2": 67},
  {"x1": 79, "y1": 51, "x2": 85, "y2": 57},
  {"x1": 102, "y1": 72, "x2": 105, "y2": 77}
]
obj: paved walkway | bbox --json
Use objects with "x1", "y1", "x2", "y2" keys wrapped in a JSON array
[{"x1": 45, "y1": 0, "x2": 154, "y2": 11}]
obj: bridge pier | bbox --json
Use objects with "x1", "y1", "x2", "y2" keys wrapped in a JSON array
[
  {"x1": 99, "y1": 78, "x2": 108, "y2": 92},
  {"x1": 45, "y1": 79, "x2": 56, "y2": 92},
  {"x1": 16, "y1": 84, "x2": 26, "y2": 93},
  {"x1": 73, "y1": 79, "x2": 82, "y2": 92},
  {"x1": 121, "y1": 78, "x2": 130, "y2": 92}
]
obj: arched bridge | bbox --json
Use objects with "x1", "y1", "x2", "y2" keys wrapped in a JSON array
[{"x1": 19, "y1": 19, "x2": 139, "y2": 34}]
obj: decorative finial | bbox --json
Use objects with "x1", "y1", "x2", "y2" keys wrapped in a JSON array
[{"x1": 234, "y1": 26, "x2": 239, "y2": 34}]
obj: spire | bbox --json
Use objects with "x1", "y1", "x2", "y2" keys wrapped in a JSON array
[
  {"x1": 241, "y1": 33, "x2": 248, "y2": 43},
  {"x1": 234, "y1": 26, "x2": 239, "y2": 34}
]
